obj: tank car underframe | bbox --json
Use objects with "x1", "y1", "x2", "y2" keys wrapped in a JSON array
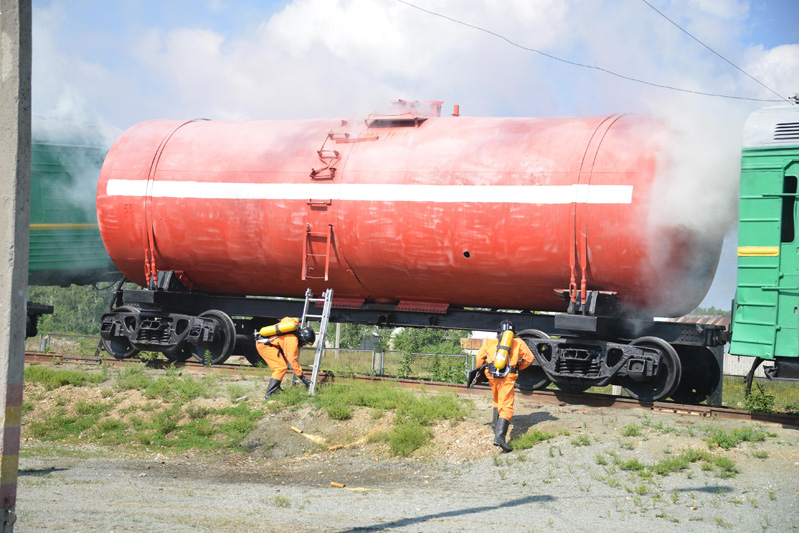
[
  {"x1": 98, "y1": 288, "x2": 728, "y2": 402},
  {"x1": 117, "y1": 288, "x2": 728, "y2": 346}
]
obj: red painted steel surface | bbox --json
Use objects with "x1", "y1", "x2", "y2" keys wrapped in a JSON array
[{"x1": 96, "y1": 114, "x2": 720, "y2": 316}]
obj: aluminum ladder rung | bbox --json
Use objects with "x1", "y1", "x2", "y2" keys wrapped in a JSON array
[{"x1": 291, "y1": 287, "x2": 333, "y2": 396}]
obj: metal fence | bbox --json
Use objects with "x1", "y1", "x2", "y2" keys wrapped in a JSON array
[
  {"x1": 298, "y1": 347, "x2": 472, "y2": 383},
  {"x1": 26, "y1": 333, "x2": 101, "y2": 356}
]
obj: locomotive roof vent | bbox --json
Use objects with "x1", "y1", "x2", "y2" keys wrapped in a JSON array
[
  {"x1": 743, "y1": 106, "x2": 799, "y2": 148},
  {"x1": 774, "y1": 122, "x2": 799, "y2": 142}
]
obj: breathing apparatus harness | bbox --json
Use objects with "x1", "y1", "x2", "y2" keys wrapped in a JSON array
[
  {"x1": 255, "y1": 318, "x2": 299, "y2": 361},
  {"x1": 488, "y1": 328, "x2": 515, "y2": 378},
  {"x1": 254, "y1": 318, "x2": 315, "y2": 362}
]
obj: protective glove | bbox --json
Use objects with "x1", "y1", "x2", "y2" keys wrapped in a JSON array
[
  {"x1": 466, "y1": 364, "x2": 488, "y2": 388},
  {"x1": 299, "y1": 375, "x2": 312, "y2": 388}
]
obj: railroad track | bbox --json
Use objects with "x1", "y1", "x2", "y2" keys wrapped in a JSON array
[{"x1": 25, "y1": 351, "x2": 799, "y2": 427}]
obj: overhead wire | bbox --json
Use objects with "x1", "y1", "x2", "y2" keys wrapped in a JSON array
[
  {"x1": 639, "y1": 0, "x2": 786, "y2": 101},
  {"x1": 395, "y1": 0, "x2": 788, "y2": 103}
]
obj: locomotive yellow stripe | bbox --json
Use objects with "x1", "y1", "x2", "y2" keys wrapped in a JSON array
[
  {"x1": 30, "y1": 223, "x2": 99, "y2": 230},
  {"x1": 737, "y1": 246, "x2": 780, "y2": 257}
]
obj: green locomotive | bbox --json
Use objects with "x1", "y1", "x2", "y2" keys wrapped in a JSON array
[
  {"x1": 26, "y1": 117, "x2": 121, "y2": 337},
  {"x1": 731, "y1": 103, "x2": 799, "y2": 381}
]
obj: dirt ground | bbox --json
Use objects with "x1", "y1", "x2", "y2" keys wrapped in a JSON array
[{"x1": 17, "y1": 382, "x2": 799, "y2": 532}]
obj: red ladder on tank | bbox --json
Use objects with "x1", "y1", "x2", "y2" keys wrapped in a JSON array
[
  {"x1": 302, "y1": 223, "x2": 333, "y2": 281},
  {"x1": 310, "y1": 132, "x2": 349, "y2": 180}
]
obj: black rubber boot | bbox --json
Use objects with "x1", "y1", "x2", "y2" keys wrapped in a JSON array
[
  {"x1": 264, "y1": 378, "x2": 282, "y2": 399},
  {"x1": 491, "y1": 407, "x2": 498, "y2": 431},
  {"x1": 493, "y1": 418, "x2": 512, "y2": 453}
]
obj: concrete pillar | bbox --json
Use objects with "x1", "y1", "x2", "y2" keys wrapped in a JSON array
[{"x1": 0, "y1": 1, "x2": 32, "y2": 530}]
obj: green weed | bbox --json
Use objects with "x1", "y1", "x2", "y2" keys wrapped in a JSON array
[
  {"x1": 622, "y1": 424, "x2": 641, "y2": 437},
  {"x1": 25, "y1": 365, "x2": 106, "y2": 390},
  {"x1": 509, "y1": 429, "x2": 555, "y2": 450},
  {"x1": 115, "y1": 365, "x2": 152, "y2": 391},
  {"x1": 652, "y1": 449, "x2": 709, "y2": 476},
  {"x1": 744, "y1": 383, "x2": 775, "y2": 414},
  {"x1": 151, "y1": 406, "x2": 181, "y2": 436},
  {"x1": 385, "y1": 421, "x2": 432, "y2": 457},
  {"x1": 706, "y1": 426, "x2": 767, "y2": 449},
  {"x1": 571, "y1": 434, "x2": 591, "y2": 447},
  {"x1": 270, "y1": 495, "x2": 291, "y2": 508},
  {"x1": 618, "y1": 458, "x2": 646, "y2": 472},
  {"x1": 226, "y1": 383, "x2": 248, "y2": 401}
]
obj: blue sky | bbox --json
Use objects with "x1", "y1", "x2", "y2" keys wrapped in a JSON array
[{"x1": 31, "y1": 0, "x2": 799, "y2": 311}]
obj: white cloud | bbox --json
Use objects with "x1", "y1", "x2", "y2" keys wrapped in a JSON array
[
  {"x1": 690, "y1": 0, "x2": 749, "y2": 20},
  {"x1": 743, "y1": 43, "x2": 799, "y2": 99}
]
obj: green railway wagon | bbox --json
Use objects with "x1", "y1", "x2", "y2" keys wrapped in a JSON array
[
  {"x1": 26, "y1": 118, "x2": 121, "y2": 337},
  {"x1": 29, "y1": 117, "x2": 120, "y2": 286},
  {"x1": 731, "y1": 104, "x2": 799, "y2": 381}
]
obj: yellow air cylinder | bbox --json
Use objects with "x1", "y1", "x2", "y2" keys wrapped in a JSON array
[
  {"x1": 492, "y1": 330, "x2": 514, "y2": 370},
  {"x1": 259, "y1": 317, "x2": 299, "y2": 338}
]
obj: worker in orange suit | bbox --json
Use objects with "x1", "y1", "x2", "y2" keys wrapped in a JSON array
[
  {"x1": 468, "y1": 319, "x2": 534, "y2": 452},
  {"x1": 255, "y1": 317, "x2": 316, "y2": 399}
]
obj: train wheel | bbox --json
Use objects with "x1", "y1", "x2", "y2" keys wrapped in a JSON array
[
  {"x1": 670, "y1": 346, "x2": 721, "y2": 404},
  {"x1": 101, "y1": 306, "x2": 141, "y2": 360},
  {"x1": 516, "y1": 329, "x2": 552, "y2": 391},
  {"x1": 192, "y1": 310, "x2": 236, "y2": 365},
  {"x1": 163, "y1": 344, "x2": 193, "y2": 363},
  {"x1": 620, "y1": 337, "x2": 682, "y2": 402},
  {"x1": 239, "y1": 335, "x2": 266, "y2": 367}
]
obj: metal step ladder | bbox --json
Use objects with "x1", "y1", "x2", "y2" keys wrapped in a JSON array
[
  {"x1": 292, "y1": 288, "x2": 333, "y2": 396},
  {"x1": 302, "y1": 223, "x2": 333, "y2": 282}
]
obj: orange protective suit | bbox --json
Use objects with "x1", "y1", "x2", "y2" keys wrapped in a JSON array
[
  {"x1": 476, "y1": 337, "x2": 534, "y2": 420},
  {"x1": 256, "y1": 332, "x2": 304, "y2": 381}
]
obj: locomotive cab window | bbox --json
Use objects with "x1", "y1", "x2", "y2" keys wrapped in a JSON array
[{"x1": 782, "y1": 175, "x2": 797, "y2": 243}]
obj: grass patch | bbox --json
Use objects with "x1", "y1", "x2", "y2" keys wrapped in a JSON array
[
  {"x1": 383, "y1": 421, "x2": 433, "y2": 457},
  {"x1": 722, "y1": 376, "x2": 799, "y2": 413},
  {"x1": 312, "y1": 380, "x2": 468, "y2": 456},
  {"x1": 618, "y1": 458, "x2": 646, "y2": 472},
  {"x1": 28, "y1": 407, "x2": 101, "y2": 441},
  {"x1": 571, "y1": 434, "x2": 591, "y2": 447},
  {"x1": 652, "y1": 449, "x2": 709, "y2": 475},
  {"x1": 622, "y1": 424, "x2": 641, "y2": 437},
  {"x1": 26, "y1": 370, "x2": 468, "y2": 457},
  {"x1": 509, "y1": 429, "x2": 555, "y2": 450},
  {"x1": 705, "y1": 426, "x2": 767, "y2": 449},
  {"x1": 25, "y1": 365, "x2": 107, "y2": 390},
  {"x1": 269, "y1": 495, "x2": 291, "y2": 508},
  {"x1": 114, "y1": 364, "x2": 214, "y2": 402}
]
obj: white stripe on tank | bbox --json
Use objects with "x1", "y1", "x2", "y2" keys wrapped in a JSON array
[{"x1": 106, "y1": 179, "x2": 633, "y2": 205}]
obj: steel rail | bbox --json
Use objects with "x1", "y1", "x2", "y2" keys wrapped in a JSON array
[{"x1": 24, "y1": 352, "x2": 799, "y2": 427}]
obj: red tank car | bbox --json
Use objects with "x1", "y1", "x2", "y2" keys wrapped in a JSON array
[
  {"x1": 98, "y1": 107, "x2": 729, "y2": 403},
  {"x1": 97, "y1": 111, "x2": 719, "y2": 317}
]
